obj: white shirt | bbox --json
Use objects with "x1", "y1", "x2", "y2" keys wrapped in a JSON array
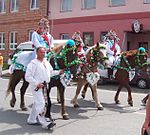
[{"x1": 25, "y1": 59, "x2": 60, "y2": 88}]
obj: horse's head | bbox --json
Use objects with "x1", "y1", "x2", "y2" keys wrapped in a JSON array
[
  {"x1": 62, "y1": 41, "x2": 80, "y2": 74},
  {"x1": 121, "y1": 48, "x2": 148, "y2": 70},
  {"x1": 86, "y1": 42, "x2": 108, "y2": 67}
]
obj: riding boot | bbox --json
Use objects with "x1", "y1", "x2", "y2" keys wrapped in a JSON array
[{"x1": 108, "y1": 68, "x2": 113, "y2": 80}]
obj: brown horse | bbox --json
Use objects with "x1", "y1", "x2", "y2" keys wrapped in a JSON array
[
  {"x1": 45, "y1": 43, "x2": 80, "y2": 120},
  {"x1": 114, "y1": 49, "x2": 148, "y2": 106},
  {"x1": 5, "y1": 43, "x2": 79, "y2": 115},
  {"x1": 70, "y1": 42, "x2": 108, "y2": 110},
  {"x1": 82, "y1": 49, "x2": 148, "y2": 106}
]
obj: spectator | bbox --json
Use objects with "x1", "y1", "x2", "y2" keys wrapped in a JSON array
[{"x1": 0, "y1": 53, "x2": 3, "y2": 77}]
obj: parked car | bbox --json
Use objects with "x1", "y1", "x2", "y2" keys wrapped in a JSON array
[{"x1": 98, "y1": 65, "x2": 150, "y2": 89}]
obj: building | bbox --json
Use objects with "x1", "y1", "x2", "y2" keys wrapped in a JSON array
[
  {"x1": 49, "y1": 0, "x2": 150, "y2": 55},
  {"x1": 0, "y1": 0, "x2": 150, "y2": 61},
  {"x1": 0, "y1": 0, "x2": 48, "y2": 61}
]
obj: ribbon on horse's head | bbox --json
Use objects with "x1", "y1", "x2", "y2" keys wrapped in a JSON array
[
  {"x1": 136, "y1": 47, "x2": 148, "y2": 68},
  {"x1": 115, "y1": 49, "x2": 148, "y2": 72}
]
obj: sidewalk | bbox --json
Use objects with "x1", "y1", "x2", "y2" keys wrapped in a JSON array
[{"x1": 2, "y1": 69, "x2": 10, "y2": 77}]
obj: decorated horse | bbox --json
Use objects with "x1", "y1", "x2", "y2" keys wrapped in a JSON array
[
  {"x1": 45, "y1": 40, "x2": 80, "y2": 120},
  {"x1": 5, "y1": 40, "x2": 80, "y2": 115},
  {"x1": 82, "y1": 47, "x2": 148, "y2": 106},
  {"x1": 70, "y1": 42, "x2": 108, "y2": 110}
]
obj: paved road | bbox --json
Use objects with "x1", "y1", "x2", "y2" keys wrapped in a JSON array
[{"x1": 0, "y1": 76, "x2": 149, "y2": 135}]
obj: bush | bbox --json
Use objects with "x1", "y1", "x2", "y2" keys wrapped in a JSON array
[{"x1": 2, "y1": 63, "x2": 9, "y2": 70}]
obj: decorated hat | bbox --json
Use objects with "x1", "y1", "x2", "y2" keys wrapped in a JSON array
[
  {"x1": 66, "y1": 40, "x2": 75, "y2": 47},
  {"x1": 138, "y1": 47, "x2": 146, "y2": 53},
  {"x1": 105, "y1": 29, "x2": 120, "y2": 42},
  {"x1": 38, "y1": 18, "x2": 49, "y2": 28}
]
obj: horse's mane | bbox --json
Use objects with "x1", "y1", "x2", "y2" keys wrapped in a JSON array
[
  {"x1": 121, "y1": 50, "x2": 138, "y2": 58},
  {"x1": 85, "y1": 42, "x2": 106, "y2": 55},
  {"x1": 51, "y1": 43, "x2": 65, "y2": 54}
]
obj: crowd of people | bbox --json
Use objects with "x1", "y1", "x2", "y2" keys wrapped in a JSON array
[{"x1": 1, "y1": 17, "x2": 149, "y2": 132}]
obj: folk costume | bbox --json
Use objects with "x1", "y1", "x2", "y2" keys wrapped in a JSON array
[
  {"x1": 104, "y1": 29, "x2": 121, "y2": 79},
  {"x1": 25, "y1": 58, "x2": 60, "y2": 129},
  {"x1": 72, "y1": 31, "x2": 85, "y2": 60},
  {"x1": 9, "y1": 18, "x2": 54, "y2": 73}
]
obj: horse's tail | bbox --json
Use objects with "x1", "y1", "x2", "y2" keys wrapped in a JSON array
[{"x1": 5, "y1": 75, "x2": 12, "y2": 99}]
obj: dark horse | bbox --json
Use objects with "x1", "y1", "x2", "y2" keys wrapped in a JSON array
[
  {"x1": 70, "y1": 43, "x2": 108, "y2": 110},
  {"x1": 45, "y1": 43, "x2": 80, "y2": 120},
  {"x1": 6, "y1": 43, "x2": 79, "y2": 115}
]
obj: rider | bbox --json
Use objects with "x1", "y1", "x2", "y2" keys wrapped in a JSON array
[
  {"x1": 72, "y1": 31, "x2": 85, "y2": 60},
  {"x1": 103, "y1": 29, "x2": 121, "y2": 79},
  {"x1": 31, "y1": 17, "x2": 54, "y2": 58}
]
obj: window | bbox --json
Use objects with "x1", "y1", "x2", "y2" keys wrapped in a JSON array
[
  {"x1": 10, "y1": 0, "x2": 18, "y2": 12},
  {"x1": 0, "y1": 32, "x2": 5, "y2": 50},
  {"x1": 144, "y1": 0, "x2": 150, "y2": 4},
  {"x1": 100, "y1": 32, "x2": 107, "y2": 42},
  {"x1": 60, "y1": 33, "x2": 69, "y2": 39},
  {"x1": 61, "y1": 0, "x2": 72, "y2": 12},
  {"x1": 82, "y1": 0, "x2": 96, "y2": 9},
  {"x1": 83, "y1": 32, "x2": 94, "y2": 46},
  {"x1": 9, "y1": 32, "x2": 17, "y2": 50},
  {"x1": 139, "y1": 42, "x2": 148, "y2": 51},
  {"x1": 30, "y1": 0, "x2": 39, "y2": 9},
  {"x1": 29, "y1": 30, "x2": 34, "y2": 41},
  {"x1": 0, "y1": 0, "x2": 6, "y2": 13},
  {"x1": 109, "y1": 0, "x2": 125, "y2": 6}
]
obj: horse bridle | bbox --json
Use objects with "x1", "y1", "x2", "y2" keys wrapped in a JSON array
[
  {"x1": 135, "y1": 52, "x2": 148, "y2": 68},
  {"x1": 115, "y1": 51, "x2": 148, "y2": 72}
]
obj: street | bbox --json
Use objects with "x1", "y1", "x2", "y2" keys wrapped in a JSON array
[{"x1": 0, "y1": 76, "x2": 149, "y2": 135}]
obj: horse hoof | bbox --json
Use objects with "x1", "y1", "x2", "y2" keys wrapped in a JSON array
[
  {"x1": 128, "y1": 102, "x2": 133, "y2": 107},
  {"x1": 62, "y1": 113, "x2": 69, "y2": 120},
  {"x1": 141, "y1": 100, "x2": 146, "y2": 106},
  {"x1": 10, "y1": 99, "x2": 16, "y2": 108},
  {"x1": 115, "y1": 100, "x2": 120, "y2": 104},
  {"x1": 74, "y1": 104, "x2": 79, "y2": 108},
  {"x1": 21, "y1": 106, "x2": 28, "y2": 111},
  {"x1": 81, "y1": 93, "x2": 85, "y2": 99},
  {"x1": 97, "y1": 106, "x2": 104, "y2": 110},
  {"x1": 57, "y1": 99, "x2": 61, "y2": 104}
]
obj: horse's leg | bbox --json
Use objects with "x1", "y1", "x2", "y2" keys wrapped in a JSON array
[
  {"x1": 10, "y1": 70, "x2": 22, "y2": 108},
  {"x1": 20, "y1": 73, "x2": 29, "y2": 111},
  {"x1": 81, "y1": 83, "x2": 89, "y2": 99},
  {"x1": 58, "y1": 83, "x2": 69, "y2": 120},
  {"x1": 91, "y1": 84, "x2": 103, "y2": 110},
  {"x1": 71, "y1": 80, "x2": 84, "y2": 108},
  {"x1": 57, "y1": 88, "x2": 61, "y2": 103},
  {"x1": 125, "y1": 83, "x2": 133, "y2": 106},
  {"x1": 114, "y1": 84, "x2": 123, "y2": 104},
  {"x1": 141, "y1": 94, "x2": 149, "y2": 106}
]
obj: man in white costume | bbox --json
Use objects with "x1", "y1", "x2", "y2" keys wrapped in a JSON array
[
  {"x1": 25, "y1": 47, "x2": 63, "y2": 129},
  {"x1": 104, "y1": 29, "x2": 121, "y2": 79}
]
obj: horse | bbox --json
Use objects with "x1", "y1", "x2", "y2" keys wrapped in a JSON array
[
  {"x1": 81, "y1": 49, "x2": 148, "y2": 106},
  {"x1": 45, "y1": 43, "x2": 80, "y2": 120},
  {"x1": 6, "y1": 51, "x2": 34, "y2": 111},
  {"x1": 114, "y1": 49, "x2": 148, "y2": 106},
  {"x1": 6, "y1": 42, "x2": 79, "y2": 113},
  {"x1": 70, "y1": 42, "x2": 108, "y2": 110}
]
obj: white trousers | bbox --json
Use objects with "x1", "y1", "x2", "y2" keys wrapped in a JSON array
[{"x1": 27, "y1": 88, "x2": 50, "y2": 127}]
